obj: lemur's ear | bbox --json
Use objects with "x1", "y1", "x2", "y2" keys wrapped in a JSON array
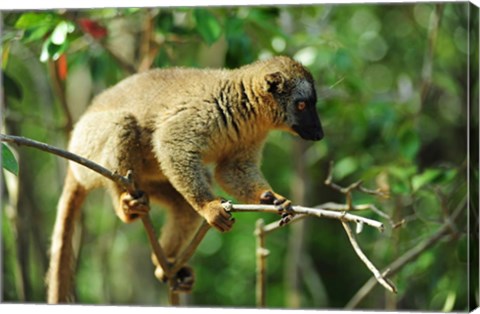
[{"x1": 264, "y1": 71, "x2": 286, "y2": 93}]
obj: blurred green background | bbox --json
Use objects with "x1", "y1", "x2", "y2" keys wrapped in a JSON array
[{"x1": 1, "y1": 3, "x2": 478, "y2": 310}]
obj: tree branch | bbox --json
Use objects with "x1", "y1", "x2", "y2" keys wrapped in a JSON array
[
  {"x1": 0, "y1": 134, "x2": 171, "y2": 278},
  {"x1": 341, "y1": 221, "x2": 397, "y2": 294},
  {"x1": 255, "y1": 219, "x2": 268, "y2": 307},
  {"x1": 47, "y1": 60, "x2": 74, "y2": 133},
  {"x1": 0, "y1": 134, "x2": 133, "y2": 193},
  {"x1": 223, "y1": 203, "x2": 384, "y2": 231},
  {"x1": 137, "y1": 9, "x2": 160, "y2": 73},
  {"x1": 170, "y1": 220, "x2": 211, "y2": 276},
  {"x1": 345, "y1": 195, "x2": 466, "y2": 309}
]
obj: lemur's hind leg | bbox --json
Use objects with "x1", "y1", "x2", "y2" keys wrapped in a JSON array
[{"x1": 70, "y1": 111, "x2": 149, "y2": 222}]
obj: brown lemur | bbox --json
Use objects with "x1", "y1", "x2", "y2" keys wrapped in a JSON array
[{"x1": 46, "y1": 56, "x2": 323, "y2": 303}]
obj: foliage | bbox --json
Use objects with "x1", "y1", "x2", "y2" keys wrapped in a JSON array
[
  {"x1": 1, "y1": 144, "x2": 18, "y2": 175},
  {"x1": 1, "y1": 3, "x2": 476, "y2": 311}
]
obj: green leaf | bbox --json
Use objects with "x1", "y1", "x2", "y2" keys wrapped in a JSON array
[
  {"x1": 399, "y1": 128, "x2": 420, "y2": 160},
  {"x1": 15, "y1": 12, "x2": 55, "y2": 29},
  {"x1": 2, "y1": 144, "x2": 18, "y2": 176},
  {"x1": 194, "y1": 9, "x2": 222, "y2": 45},
  {"x1": 15, "y1": 12, "x2": 61, "y2": 43},
  {"x1": 2, "y1": 41, "x2": 10, "y2": 69},
  {"x1": 412, "y1": 168, "x2": 443, "y2": 191},
  {"x1": 22, "y1": 25, "x2": 52, "y2": 43},
  {"x1": 411, "y1": 168, "x2": 457, "y2": 191},
  {"x1": 387, "y1": 165, "x2": 417, "y2": 194}
]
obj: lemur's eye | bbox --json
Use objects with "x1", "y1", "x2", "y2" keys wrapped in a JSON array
[{"x1": 297, "y1": 101, "x2": 306, "y2": 111}]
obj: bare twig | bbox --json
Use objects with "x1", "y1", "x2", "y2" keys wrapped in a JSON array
[
  {"x1": 345, "y1": 196, "x2": 466, "y2": 309},
  {"x1": 255, "y1": 219, "x2": 268, "y2": 307},
  {"x1": 47, "y1": 60, "x2": 74, "y2": 133},
  {"x1": 141, "y1": 217, "x2": 171, "y2": 278},
  {"x1": 224, "y1": 203, "x2": 384, "y2": 231},
  {"x1": 263, "y1": 214, "x2": 308, "y2": 234},
  {"x1": 341, "y1": 221, "x2": 397, "y2": 294},
  {"x1": 323, "y1": 161, "x2": 395, "y2": 230},
  {"x1": 317, "y1": 202, "x2": 396, "y2": 227},
  {"x1": 0, "y1": 134, "x2": 134, "y2": 193},
  {"x1": 170, "y1": 221, "x2": 211, "y2": 276},
  {"x1": 137, "y1": 9, "x2": 160, "y2": 72},
  {"x1": 165, "y1": 221, "x2": 211, "y2": 304},
  {"x1": 420, "y1": 4, "x2": 444, "y2": 105},
  {"x1": 324, "y1": 161, "x2": 390, "y2": 200},
  {"x1": 168, "y1": 285, "x2": 180, "y2": 306},
  {"x1": 100, "y1": 42, "x2": 138, "y2": 75}
]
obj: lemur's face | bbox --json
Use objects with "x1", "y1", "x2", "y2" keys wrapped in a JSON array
[
  {"x1": 262, "y1": 58, "x2": 324, "y2": 141},
  {"x1": 285, "y1": 78, "x2": 324, "y2": 141}
]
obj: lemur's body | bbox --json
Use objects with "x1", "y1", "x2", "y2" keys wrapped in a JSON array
[{"x1": 47, "y1": 56, "x2": 323, "y2": 303}]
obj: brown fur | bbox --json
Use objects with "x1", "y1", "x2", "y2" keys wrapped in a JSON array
[{"x1": 46, "y1": 56, "x2": 322, "y2": 303}]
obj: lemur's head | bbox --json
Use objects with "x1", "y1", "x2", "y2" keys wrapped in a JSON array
[{"x1": 263, "y1": 56, "x2": 324, "y2": 141}]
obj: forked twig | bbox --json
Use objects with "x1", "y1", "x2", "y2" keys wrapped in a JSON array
[
  {"x1": 345, "y1": 195, "x2": 465, "y2": 309},
  {"x1": 242, "y1": 159, "x2": 397, "y2": 307},
  {"x1": 341, "y1": 221, "x2": 397, "y2": 294},
  {"x1": 325, "y1": 161, "x2": 390, "y2": 205}
]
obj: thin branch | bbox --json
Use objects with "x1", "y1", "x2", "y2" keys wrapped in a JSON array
[
  {"x1": 323, "y1": 160, "x2": 395, "y2": 230},
  {"x1": 47, "y1": 60, "x2": 74, "y2": 133},
  {"x1": 170, "y1": 220, "x2": 210, "y2": 276},
  {"x1": 345, "y1": 196, "x2": 466, "y2": 309},
  {"x1": 0, "y1": 134, "x2": 172, "y2": 279},
  {"x1": 255, "y1": 219, "x2": 268, "y2": 307},
  {"x1": 420, "y1": 4, "x2": 444, "y2": 105},
  {"x1": 318, "y1": 202, "x2": 397, "y2": 228},
  {"x1": 324, "y1": 161, "x2": 390, "y2": 200},
  {"x1": 99, "y1": 41, "x2": 138, "y2": 75},
  {"x1": 164, "y1": 221, "x2": 211, "y2": 304},
  {"x1": 137, "y1": 9, "x2": 160, "y2": 72},
  {"x1": 341, "y1": 221, "x2": 397, "y2": 294},
  {"x1": 0, "y1": 134, "x2": 134, "y2": 193},
  {"x1": 168, "y1": 287, "x2": 180, "y2": 306},
  {"x1": 263, "y1": 214, "x2": 308, "y2": 234},
  {"x1": 141, "y1": 217, "x2": 171, "y2": 278},
  {"x1": 224, "y1": 203, "x2": 384, "y2": 231}
]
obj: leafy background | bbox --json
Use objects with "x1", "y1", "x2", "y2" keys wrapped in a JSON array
[{"x1": 1, "y1": 3, "x2": 478, "y2": 310}]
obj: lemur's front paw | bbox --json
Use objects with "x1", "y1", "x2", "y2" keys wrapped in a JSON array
[
  {"x1": 120, "y1": 190, "x2": 149, "y2": 221},
  {"x1": 260, "y1": 191, "x2": 294, "y2": 226},
  {"x1": 155, "y1": 265, "x2": 195, "y2": 293},
  {"x1": 201, "y1": 199, "x2": 235, "y2": 232},
  {"x1": 276, "y1": 198, "x2": 294, "y2": 226}
]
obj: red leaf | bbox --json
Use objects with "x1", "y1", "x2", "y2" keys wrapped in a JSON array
[
  {"x1": 78, "y1": 18, "x2": 107, "y2": 39},
  {"x1": 56, "y1": 54, "x2": 68, "y2": 81}
]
